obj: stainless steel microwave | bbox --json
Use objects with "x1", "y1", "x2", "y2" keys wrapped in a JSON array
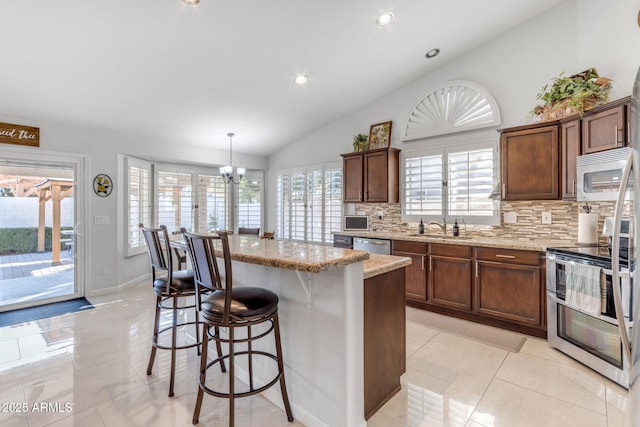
[
  {"x1": 577, "y1": 147, "x2": 633, "y2": 201},
  {"x1": 344, "y1": 215, "x2": 369, "y2": 231}
]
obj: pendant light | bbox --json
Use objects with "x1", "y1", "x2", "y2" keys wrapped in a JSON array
[{"x1": 220, "y1": 132, "x2": 245, "y2": 184}]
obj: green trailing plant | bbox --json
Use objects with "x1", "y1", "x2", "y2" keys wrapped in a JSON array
[
  {"x1": 531, "y1": 68, "x2": 612, "y2": 119},
  {"x1": 352, "y1": 133, "x2": 369, "y2": 152}
]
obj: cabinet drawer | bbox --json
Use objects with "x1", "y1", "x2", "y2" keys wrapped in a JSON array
[
  {"x1": 430, "y1": 243, "x2": 471, "y2": 258},
  {"x1": 392, "y1": 240, "x2": 427, "y2": 254},
  {"x1": 475, "y1": 247, "x2": 542, "y2": 266}
]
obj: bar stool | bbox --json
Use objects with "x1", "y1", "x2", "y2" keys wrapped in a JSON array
[
  {"x1": 139, "y1": 223, "x2": 201, "y2": 397},
  {"x1": 183, "y1": 231, "x2": 294, "y2": 426}
]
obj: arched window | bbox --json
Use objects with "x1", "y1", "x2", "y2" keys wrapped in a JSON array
[{"x1": 402, "y1": 81, "x2": 501, "y2": 141}]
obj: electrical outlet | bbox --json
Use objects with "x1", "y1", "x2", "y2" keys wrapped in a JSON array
[
  {"x1": 503, "y1": 212, "x2": 517, "y2": 224},
  {"x1": 377, "y1": 210, "x2": 383, "y2": 220},
  {"x1": 542, "y1": 212, "x2": 552, "y2": 224}
]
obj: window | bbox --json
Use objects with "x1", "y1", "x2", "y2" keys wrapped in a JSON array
[
  {"x1": 276, "y1": 163, "x2": 342, "y2": 244},
  {"x1": 236, "y1": 172, "x2": 263, "y2": 230},
  {"x1": 125, "y1": 156, "x2": 151, "y2": 255},
  {"x1": 155, "y1": 165, "x2": 230, "y2": 233},
  {"x1": 403, "y1": 142, "x2": 498, "y2": 225}
]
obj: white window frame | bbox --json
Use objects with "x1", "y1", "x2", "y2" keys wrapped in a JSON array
[
  {"x1": 125, "y1": 156, "x2": 152, "y2": 256},
  {"x1": 275, "y1": 162, "x2": 342, "y2": 244},
  {"x1": 402, "y1": 140, "x2": 499, "y2": 225}
]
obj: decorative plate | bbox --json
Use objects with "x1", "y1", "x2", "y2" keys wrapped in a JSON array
[{"x1": 93, "y1": 174, "x2": 113, "y2": 197}]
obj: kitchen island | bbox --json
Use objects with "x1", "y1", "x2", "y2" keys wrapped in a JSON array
[{"x1": 215, "y1": 236, "x2": 410, "y2": 427}]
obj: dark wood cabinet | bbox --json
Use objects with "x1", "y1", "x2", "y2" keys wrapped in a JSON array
[
  {"x1": 341, "y1": 147, "x2": 400, "y2": 203},
  {"x1": 582, "y1": 102, "x2": 628, "y2": 154},
  {"x1": 500, "y1": 124, "x2": 560, "y2": 200},
  {"x1": 474, "y1": 247, "x2": 544, "y2": 329},
  {"x1": 364, "y1": 267, "x2": 406, "y2": 419},
  {"x1": 560, "y1": 119, "x2": 581, "y2": 199},
  {"x1": 392, "y1": 240, "x2": 427, "y2": 301},
  {"x1": 394, "y1": 238, "x2": 547, "y2": 337},
  {"x1": 342, "y1": 155, "x2": 363, "y2": 202},
  {"x1": 427, "y1": 244, "x2": 472, "y2": 311}
]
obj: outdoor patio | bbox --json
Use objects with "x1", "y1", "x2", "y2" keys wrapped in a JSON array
[{"x1": 0, "y1": 251, "x2": 74, "y2": 308}]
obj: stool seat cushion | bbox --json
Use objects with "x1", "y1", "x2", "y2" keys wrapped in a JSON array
[
  {"x1": 201, "y1": 287, "x2": 278, "y2": 319},
  {"x1": 153, "y1": 269, "x2": 195, "y2": 295}
]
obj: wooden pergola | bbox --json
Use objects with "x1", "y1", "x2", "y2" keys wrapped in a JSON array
[{"x1": 29, "y1": 178, "x2": 74, "y2": 264}]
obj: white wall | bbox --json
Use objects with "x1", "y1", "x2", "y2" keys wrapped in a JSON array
[{"x1": 266, "y1": 0, "x2": 640, "y2": 232}]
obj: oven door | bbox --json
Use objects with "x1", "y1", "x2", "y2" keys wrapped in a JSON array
[{"x1": 547, "y1": 292, "x2": 629, "y2": 387}]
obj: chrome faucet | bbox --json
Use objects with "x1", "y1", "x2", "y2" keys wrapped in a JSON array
[{"x1": 428, "y1": 218, "x2": 447, "y2": 235}]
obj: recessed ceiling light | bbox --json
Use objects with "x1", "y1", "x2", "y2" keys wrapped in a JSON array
[
  {"x1": 376, "y1": 12, "x2": 395, "y2": 26},
  {"x1": 294, "y1": 75, "x2": 308, "y2": 85},
  {"x1": 182, "y1": 0, "x2": 200, "y2": 6},
  {"x1": 425, "y1": 48, "x2": 441, "y2": 59}
]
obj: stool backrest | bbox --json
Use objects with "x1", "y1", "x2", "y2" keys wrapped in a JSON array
[
  {"x1": 139, "y1": 224, "x2": 174, "y2": 290},
  {"x1": 183, "y1": 231, "x2": 233, "y2": 319}
]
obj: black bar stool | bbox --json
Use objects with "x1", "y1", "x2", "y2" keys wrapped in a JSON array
[
  {"x1": 183, "y1": 231, "x2": 294, "y2": 426},
  {"x1": 139, "y1": 223, "x2": 201, "y2": 397}
]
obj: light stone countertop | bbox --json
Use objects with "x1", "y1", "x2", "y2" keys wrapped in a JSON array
[
  {"x1": 363, "y1": 253, "x2": 412, "y2": 279},
  {"x1": 222, "y1": 236, "x2": 370, "y2": 273},
  {"x1": 175, "y1": 235, "x2": 411, "y2": 278},
  {"x1": 336, "y1": 231, "x2": 571, "y2": 252}
]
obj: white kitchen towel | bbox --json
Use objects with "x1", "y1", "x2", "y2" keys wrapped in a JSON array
[{"x1": 565, "y1": 262, "x2": 602, "y2": 316}]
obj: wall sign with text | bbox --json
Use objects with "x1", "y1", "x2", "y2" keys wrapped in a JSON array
[{"x1": 0, "y1": 122, "x2": 40, "y2": 147}]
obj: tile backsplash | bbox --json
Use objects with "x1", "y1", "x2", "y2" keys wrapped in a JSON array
[{"x1": 353, "y1": 200, "x2": 626, "y2": 245}]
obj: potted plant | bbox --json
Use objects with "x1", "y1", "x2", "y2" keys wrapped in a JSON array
[
  {"x1": 352, "y1": 133, "x2": 369, "y2": 152},
  {"x1": 531, "y1": 68, "x2": 612, "y2": 121}
]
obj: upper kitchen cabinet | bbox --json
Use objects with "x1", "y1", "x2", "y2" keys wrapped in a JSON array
[
  {"x1": 341, "y1": 147, "x2": 400, "y2": 203},
  {"x1": 500, "y1": 124, "x2": 560, "y2": 200},
  {"x1": 581, "y1": 97, "x2": 631, "y2": 154},
  {"x1": 560, "y1": 118, "x2": 581, "y2": 199}
]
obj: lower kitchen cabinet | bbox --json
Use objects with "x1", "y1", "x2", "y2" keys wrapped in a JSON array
[
  {"x1": 392, "y1": 240, "x2": 427, "y2": 301},
  {"x1": 474, "y1": 247, "x2": 546, "y2": 336},
  {"x1": 394, "y1": 238, "x2": 547, "y2": 338},
  {"x1": 428, "y1": 244, "x2": 472, "y2": 311}
]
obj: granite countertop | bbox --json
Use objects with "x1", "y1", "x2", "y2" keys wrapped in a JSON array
[
  {"x1": 335, "y1": 231, "x2": 569, "y2": 252},
  {"x1": 221, "y1": 236, "x2": 371, "y2": 273},
  {"x1": 363, "y1": 253, "x2": 412, "y2": 279}
]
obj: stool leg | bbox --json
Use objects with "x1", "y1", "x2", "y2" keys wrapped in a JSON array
[
  {"x1": 247, "y1": 325, "x2": 254, "y2": 391},
  {"x1": 273, "y1": 314, "x2": 294, "y2": 422},
  {"x1": 192, "y1": 325, "x2": 209, "y2": 424},
  {"x1": 229, "y1": 326, "x2": 235, "y2": 427},
  {"x1": 214, "y1": 326, "x2": 226, "y2": 373},
  {"x1": 194, "y1": 301, "x2": 201, "y2": 356},
  {"x1": 147, "y1": 296, "x2": 161, "y2": 376},
  {"x1": 169, "y1": 296, "x2": 178, "y2": 397}
]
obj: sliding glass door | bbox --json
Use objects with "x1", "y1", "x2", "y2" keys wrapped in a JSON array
[{"x1": 0, "y1": 152, "x2": 85, "y2": 311}]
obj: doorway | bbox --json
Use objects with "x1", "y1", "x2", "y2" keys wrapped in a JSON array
[{"x1": 0, "y1": 153, "x2": 85, "y2": 311}]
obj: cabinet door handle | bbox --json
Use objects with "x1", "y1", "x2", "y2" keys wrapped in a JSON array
[
  {"x1": 615, "y1": 125, "x2": 621, "y2": 145},
  {"x1": 475, "y1": 261, "x2": 479, "y2": 278},
  {"x1": 573, "y1": 179, "x2": 576, "y2": 195},
  {"x1": 421, "y1": 255, "x2": 425, "y2": 270},
  {"x1": 495, "y1": 254, "x2": 516, "y2": 259},
  {"x1": 502, "y1": 183, "x2": 505, "y2": 197},
  {"x1": 429, "y1": 257, "x2": 432, "y2": 271}
]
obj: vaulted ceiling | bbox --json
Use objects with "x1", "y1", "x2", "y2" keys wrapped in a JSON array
[{"x1": 0, "y1": 0, "x2": 565, "y2": 156}]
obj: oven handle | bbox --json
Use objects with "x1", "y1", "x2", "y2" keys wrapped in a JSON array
[{"x1": 611, "y1": 151, "x2": 633, "y2": 364}]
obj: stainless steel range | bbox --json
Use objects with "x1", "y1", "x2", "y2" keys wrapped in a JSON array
[{"x1": 546, "y1": 245, "x2": 633, "y2": 388}]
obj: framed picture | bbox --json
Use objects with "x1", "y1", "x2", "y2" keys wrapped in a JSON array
[{"x1": 368, "y1": 121, "x2": 392, "y2": 150}]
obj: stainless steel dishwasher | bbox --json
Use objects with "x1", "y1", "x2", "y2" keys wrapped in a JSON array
[{"x1": 353, "y1": 237, "x2": 391, "y2": 255}]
